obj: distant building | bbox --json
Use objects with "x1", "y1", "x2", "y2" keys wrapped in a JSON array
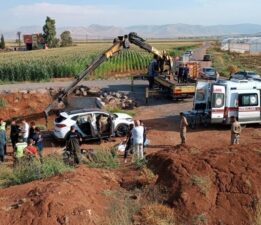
[
  {"x1": 23, "y1": 33, "x2": 46, "y2": 50},
  {"x1": 221, "y1": 37, "x2": 261, "y2": 54}
]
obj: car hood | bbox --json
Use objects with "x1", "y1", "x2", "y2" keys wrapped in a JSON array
[{"x1": 114, "y1": 113, "x2": 133, "y2": 120}]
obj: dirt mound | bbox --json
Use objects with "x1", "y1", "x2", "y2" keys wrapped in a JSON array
[
  {"x1": 148, "y1": 144, "x2": 261, "y2": 225},
  {"x1": 0, "y1": 92, "x2": 52, "y2": 120},
  {"x1": 0, "y1": 166, "x2": 119, "y2": 225}
]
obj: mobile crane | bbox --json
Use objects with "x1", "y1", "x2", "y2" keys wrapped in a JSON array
[{"x1": 44, "y1": 32, "x2": 196, "y2": 119}]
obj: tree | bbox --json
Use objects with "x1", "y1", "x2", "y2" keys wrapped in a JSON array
[
  {"x1": 60, "y1": 31, "x2": 73, "y2": 47},
  {"x1": 43, "y1": 16, "x2": 58, "y2": 48},
  {"x1": 17, "y1": 31, "x2": 22, "y2": 47},
  {"x1": 0, "y1": 34, "x2": 5, "y2": 49},
  {"x1": 227, "y1": 64, "x2": 238, "y2": 76}
]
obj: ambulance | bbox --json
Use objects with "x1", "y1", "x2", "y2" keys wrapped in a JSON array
[{"x1": 186, "y1": 78, "x2": 261, "y2": 125}]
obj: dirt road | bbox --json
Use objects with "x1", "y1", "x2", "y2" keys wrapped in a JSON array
[
  {"x1": 0, "y1": 79, "x2": 147, "y2": 92},
  {"x1": 191, "y1": 41, "x2": 212, "y2": 68}
]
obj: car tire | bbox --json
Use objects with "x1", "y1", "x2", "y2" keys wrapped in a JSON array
[{"x1": 115, "y1": 124, "x2": 129, "y2": 137}]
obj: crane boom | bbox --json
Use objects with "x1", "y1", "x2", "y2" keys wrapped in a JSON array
[{"x1": 44, "y1": 36, "x2": 129, "y2": 119}]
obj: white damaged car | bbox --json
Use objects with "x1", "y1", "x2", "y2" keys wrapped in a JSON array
[{"x1": 53, "y1": 109, "x2": 133, "y2": 141}]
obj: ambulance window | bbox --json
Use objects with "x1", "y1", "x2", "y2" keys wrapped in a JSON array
[
  {"x1": 239, "y1": 94, "x2": 258, "y2": 106},
  {"x1": 195, "y1": 89, "x2": 205, "y2": 101},
  {"x1": 212, "y1": 93, "x2": 224, "y2": 108}
]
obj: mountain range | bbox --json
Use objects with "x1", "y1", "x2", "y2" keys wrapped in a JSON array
[{"x1": 1, "y1": 23, "x2": 261, "y2": 40}]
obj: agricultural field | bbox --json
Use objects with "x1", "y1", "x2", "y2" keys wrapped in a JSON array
[
  {"x1": 208, "y1": 42, "x2": 261, "y2": 77},
  {"x1": 0, "y1": 40, "x2": 201, "y2": 82}
]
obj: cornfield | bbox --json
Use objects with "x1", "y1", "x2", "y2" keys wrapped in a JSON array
[{"x1": 0, "y1": 41, "x2": 200, "y2": 82}]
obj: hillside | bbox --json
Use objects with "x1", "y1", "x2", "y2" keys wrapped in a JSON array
[{"x1": 2, "y1": 23, "x2": 261, "y2": 40}]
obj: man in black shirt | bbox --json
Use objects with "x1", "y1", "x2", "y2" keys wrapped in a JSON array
[{"x1": 66, "y1": 126, "x2": 82, "y2": 164}]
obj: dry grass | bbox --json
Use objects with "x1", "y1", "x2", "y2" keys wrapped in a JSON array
[
  {"x1": 255, "y1": 199, "x2": 261, "y2": 225},
  {"x1": 191, "y1": 175, "x2": 211, "y2": 195},
  {"x1": 138, "y1": 203, "x2": 176, "y2": 225}
]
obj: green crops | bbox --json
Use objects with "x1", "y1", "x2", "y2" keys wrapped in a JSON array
[{"x1": 0, "y1": 42, "x2": 200, "y2": 82}]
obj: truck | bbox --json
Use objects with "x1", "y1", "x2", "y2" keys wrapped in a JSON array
[
  {"x1": 185, "y1": 78, "x2": 261, "y2": 127},
  {"x1": 44, "y1": 33, "x2": 196, "y2": 119}
]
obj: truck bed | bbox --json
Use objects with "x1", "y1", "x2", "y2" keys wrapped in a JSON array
[{"x1": 154, "y1": 76, "x2": 196, "y2": 97}]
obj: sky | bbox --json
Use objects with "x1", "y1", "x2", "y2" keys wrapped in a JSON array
[{"x1": 0, "y1": 0, "x2": 261, "y2": 29}]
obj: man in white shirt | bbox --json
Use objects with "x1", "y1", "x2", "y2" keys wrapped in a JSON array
[
  {"x1": 22, "y1": 119, "x2": 29, "y2": 143},
  {"x1": 131, "y1": 120, "x2": 144, "y2": 160}
]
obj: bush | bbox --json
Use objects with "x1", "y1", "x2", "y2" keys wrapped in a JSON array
[
  {"x1": 41, "y1": 154, "x2": 72, "y2": 177},
  {"x1": 83, "y1": 148, "x2": 119, "y2": 169},
  {"x1": 0, "y1": 154, "x2": 72, "y2": 187},
  {"x1": 139, "y1": 203, "x2": 176, "y2": 225},
  {"x1": 0, "y1": 98, "x2": 6, "y2": 108},
  {"x1": 191, "y1": 175, "x2": 211, "y2": 195}
]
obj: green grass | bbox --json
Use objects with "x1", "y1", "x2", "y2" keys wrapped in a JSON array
[
  {"x1": 106, "y1": 105, "x2": 136, "y2": 117},
  {"x1": 0, "y1": 154, "x2": 72, "y2": 187},
  {"x1": 0, "y1": 98, "x2": 6, "y2": 108},
  {"x1": 83, "y1": 148, "x2": 119, "y2": 169},
  {"x1": 167, "y1": 44, "x2": 200, "y2": 57},
  {"x1": 208, "y1": 42, "x2": 261, "y2": 77}
]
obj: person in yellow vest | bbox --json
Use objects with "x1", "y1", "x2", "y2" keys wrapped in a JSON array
[
  {"x1": 0, "y1": 118, "x2": 7, "y2": 155},
  {"x1": 0, "y1": 118, "x2": 6, "y2": 131},
  {"x1": 14, "y1": 137, "x2": 27, "y2": 166}
]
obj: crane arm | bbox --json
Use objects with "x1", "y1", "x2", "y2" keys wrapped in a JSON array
[
  {"x1": 44, "y1": 36, "x2": 129, "y2": 119},
  {"x1": 128, "y1": 32, "x2": 173, "y2": 73}
]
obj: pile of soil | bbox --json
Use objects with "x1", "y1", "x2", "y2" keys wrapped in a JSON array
[
  {"x1": 148, "y1": 144, "x2": 261, "y2": 225},
  {"x1": 0, "y1": 92, "x2": 52, "y2": 120},
  {"x1": 0, "y1": 166, "x2": 119, "y2": 225}
]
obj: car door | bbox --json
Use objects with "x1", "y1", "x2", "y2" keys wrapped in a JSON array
[
  {"x1": 238, "y1": 91, "x2": 260, "y2": 123},
  {"x1": 76, "y1": 114, "x2": 92, "y2": 138},
  {"x1": 95, "y1": 112, "x2": 112, "y2": 137},
  {"x1": 211, "y1": 85, "x2": 225, "y2": 123}
]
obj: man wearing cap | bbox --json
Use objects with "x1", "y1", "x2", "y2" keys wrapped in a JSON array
[{"x1": 66, "y1": 126, "x2": 82, "y2": 164}]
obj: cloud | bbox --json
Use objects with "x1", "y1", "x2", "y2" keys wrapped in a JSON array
[{"x1": 4, "y1": 1, "x2": 261, "y2": 28}]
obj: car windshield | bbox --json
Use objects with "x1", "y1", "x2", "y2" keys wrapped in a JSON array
[
  {"x1": 249, "y1": 74, "x2": 260, "y2": 78},
  {"x1": 203, "y1": 68, "x2": 215, "y2": 75}
]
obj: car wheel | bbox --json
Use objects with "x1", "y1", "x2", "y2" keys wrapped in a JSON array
[{"x1": 115, "y1": 124, "x2": 129, "y2": 137}]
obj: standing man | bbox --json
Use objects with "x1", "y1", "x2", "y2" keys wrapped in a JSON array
[
  {"x1": 21, "y1": 119, "x2": 29, "y2": 143},
  {"x1": 10, "y1": 120, "x2": 20, "y2": 151},
  {"x1": 66, "y1": 126, "x2": 82, "y2": 164},
  {"x1": 147, "y1": 54, "x2": 159, "y2": 89},
  {"x1": 131, "y1": 120, "x2": 144, "y2": 160},
  {"x1": 33, "y1": 127, "x2": 44, "y2": 162},
  {"x1": 183, "y1": 64, "x2": 189, "y2": 83},
  {"x1": 230, "y1": 116, "x2": 241, "y2": 145},
  {"x1": 0, "y1": 128, "x2": 6, "y2": 163},
  {"x1": 180, "y1": 112, "x2": 188, "y2": 144},
  {"x1": 178, "y1": 64, "x2": 184, "y2": 83},
  {"x1": 0, "y1": 118, "x2": 7, "y2": 155}
]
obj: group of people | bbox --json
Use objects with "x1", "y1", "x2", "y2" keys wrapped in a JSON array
[
  {"x1": 123, "y1": 120, "x2": 147, "y2": 163},
  {"x1": 0, "y1": 118, "x2": 44, "y2": 164}
]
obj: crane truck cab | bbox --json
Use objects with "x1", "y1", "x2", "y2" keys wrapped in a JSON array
[{"x1": 185, "y1": 79, "x2": 261, "y2": 126}]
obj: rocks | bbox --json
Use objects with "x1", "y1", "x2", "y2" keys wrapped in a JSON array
[{"x1": 72, "y1": 85, "x2": 137, "y2": 110}]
